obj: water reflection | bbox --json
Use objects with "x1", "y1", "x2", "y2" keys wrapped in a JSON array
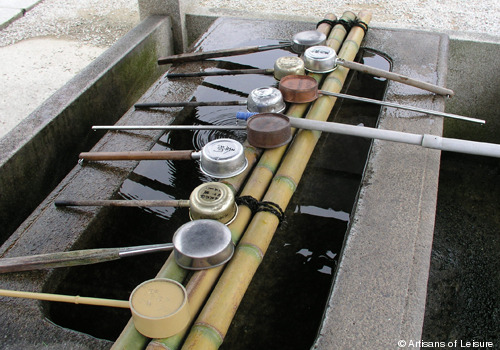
[
  {"x1": 295, "y1": 204, "x2": 350, "y2": 222},
  {"x1": 295, "y1": 247, "x2": 338, "y2": 275}
]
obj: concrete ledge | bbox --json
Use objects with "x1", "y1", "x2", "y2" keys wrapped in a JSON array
[
  {"x1": 313, "y1": 28, "x2": 447, "y2": 349},
  {"x1": 0, "y1": 15, "x2": 173, "y2": 243}
]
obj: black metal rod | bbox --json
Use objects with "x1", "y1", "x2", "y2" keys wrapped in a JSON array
[{"x1": 167, "y1": 68, "x2": 274, "y2": 78}]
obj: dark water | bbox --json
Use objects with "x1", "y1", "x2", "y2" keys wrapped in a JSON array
[
  {"x1": 46, "y1": 46, "x2": 390, "y2": 346},
  {"x1": 422, "y1": 152, "x2": 500, "y2": 348}
]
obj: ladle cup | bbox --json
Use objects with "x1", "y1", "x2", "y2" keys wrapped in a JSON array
[
  {"x1": 0, "y1": 278, "x2": 190, "y2": 338},
  {"x1": 0, "y1": 219, "x2": 234, "y2": 273},
  {"x1": 302, "y1": 46, "x2": 454, "y2": 96},
  {"x1": 157, "y1": 30, "x2": 326, "y2": 65},
  {"x1": 79, "y1": 138, "x2": 248, "y2": 179},
  {"x1": 55, "y1": 182, "x2": 238, "y2": 224},
  {"x1": 135, "y1": 86, "x2": 286, "y2": 114}
]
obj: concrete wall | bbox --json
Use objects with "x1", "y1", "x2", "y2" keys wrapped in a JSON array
[{"x1": 0, "y1": 16, "x2": 173, "y2": 243}]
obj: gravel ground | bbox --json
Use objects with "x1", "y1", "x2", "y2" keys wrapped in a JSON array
[
  {"x1": 196, "y1": 0, "x2": 500, "y2": 38},
  {"x1": 0, "y1": 0, "x2": 498, "y2": 138},
  {"x1": 0, "y1": 0, "x2": 139, "y2": 138},
  {"x1": 0, "y1": 0, "x2": 139, "y2": 47}
]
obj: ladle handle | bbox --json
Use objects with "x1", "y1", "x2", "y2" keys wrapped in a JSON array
[
  {"x1": 93, "y1": 125, "x2": 247, "y2": 131},
  {"x1": 0, "y1": 289, "x2": 130, "y2": 308},
  {"x1": 135, "y1": 101, "x2": 247, "y2": 109},
  {"x1": 317, "y1": 91, "x2": 484, "y2": 124},
  {"x1": 0, "y1": 244, "x2": 175, "y2": 273},
  {"x1": 0, "y1": 248, "x2": 123, "y2": 273},
  {"x1": 79, "y1": 150, "x2": 194, "y2": 161},
  {"x1": 166, "y1": 69, "x2": 274, "y2": 78},
  {"x1": 157, "y1": 43, "x2": 291, "y2": 65},
  {"x1": 336, "y1": 58, "x2": 455, "y2": 96},
  {"x1": 55, "y1": 199, "x2": 191, "y2": 207},
  {"x1": 288, "y1": 118, "x2": 500, "y2": 158}
]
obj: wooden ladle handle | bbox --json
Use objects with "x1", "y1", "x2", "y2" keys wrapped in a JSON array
[
  {"x1": 0, "y1": 289, "x2": 130, "y2": 308},
  {"x1": 78, "y1": 150, "x2": 194, "y2": 161},
  {"x1": 336, "y1": 58, "x2": 454, "y2": 96}
]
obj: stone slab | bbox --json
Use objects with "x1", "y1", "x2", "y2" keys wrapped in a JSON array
[
  {"x1": 0, "y1": 15, "x2": 173, "y2": 245},
  {"x1": 312, "y1": 27, "x2": 447, "y2": 349}
]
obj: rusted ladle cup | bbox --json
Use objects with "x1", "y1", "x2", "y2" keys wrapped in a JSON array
[
  {"x1": 93, "y1": 113, "x2": 500, "y2": 157},
  {"x1": 278, "y1": 75, "x2": 482, "y2": 124},
  {"x1": 241, "y1": 113, "x2": 500, "y2": 157}
]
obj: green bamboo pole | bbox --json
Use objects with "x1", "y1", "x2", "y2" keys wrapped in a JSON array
[
  {"x1": 111, "y1": 143, "x2": 260, "y2": 350},
  {"x1": 113, "y1": 12, "x2": 348, "y2": 349},
  {"x1": 141, "y1": 14, "x2": 347, "y2": 350},
  {"x1": 286, "y1": 11, "x2": 356, "y2": 119},
  {"x1": 180, "y1": 10, "x2": 372, "y2": 350}
]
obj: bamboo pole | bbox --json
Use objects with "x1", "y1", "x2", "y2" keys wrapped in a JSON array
[
  {"x1": 112, "y1": 13, "x2": 343, "y2": 349},
  {"x1": 0, "y1": 289, "x2": 130, "y2": 308},
  {"x1": 180, "y1": 10, "x2": 372, "y2": 350},
  {"x1": 140, "y1": 13, "x2": 347, "y2": 350},
  {"x1": 111, "y1": 142, "x2": 260, "y2": 349}
]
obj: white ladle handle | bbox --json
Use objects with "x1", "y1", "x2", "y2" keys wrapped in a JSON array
[
  {"x1": 288, "y1": 118, "x2": 500, "y2": 158},
  {"x1": 336, "y1": 58, "x2": 455, "y2": 96},
  {"x1": 318, "y1": 90, "x2": 484, "y2": 124}
]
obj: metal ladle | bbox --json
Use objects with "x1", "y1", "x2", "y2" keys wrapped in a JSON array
[
  {"x1": 79, "y1": 138, "x2": 248, "y2": 179},
  {"x1": 0, "y1": 219, "x2": 234, "y2": 273},
  {"x1": 55, "y1": 182, "x2": 238, "y2": 224},
  {"x1": 302, "y1": 46, "x2": 454, "y2": 96},
  {"x1": 164, "y1": 56, "x2": 306, "y2": 80},
  {"x1": 0, "y1": 278, "x2": 191, "y2": 338},
  {"x1": 278, "y1": 75, "x2": 483, "y2": 124},
  {"x1": 93, "y1": 113, "x2": 500, "y2": 158},
  {"x1": 157, "y1": 30, "x2": 326, "y2": 65},
  {"x1": 134, "y1": 86, "x2": 286, "y2": 114}
]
